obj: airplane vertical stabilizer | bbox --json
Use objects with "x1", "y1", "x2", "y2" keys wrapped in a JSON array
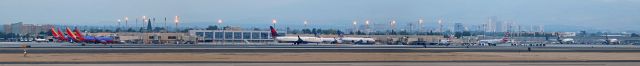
[
  {"x1": 56, "y1": 28, "x2": 67, "y2": 41},
  {"x1": 50, "y1": 27, "x2": 62, "y2": 41},
  {"x1": 65, "y1": 27, "x2": 79, "y2": 42},
  {"x1": 73, "y1": 27, "x2": 85, "y2": 42},
  {"x1": 269, "y1": 26, "x2": 278, "y2": 39}
]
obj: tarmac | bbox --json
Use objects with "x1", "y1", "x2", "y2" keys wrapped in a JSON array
[
  {"x1": 1, "y1": 42, "x2": 640, "y2": 53},
  {"x1": 1, "y1": 62, "x2": 639, "y2": 66},
  {"x1": 2, "y1": 42, "x2": 640, "y2": 65},
  {"x1": 3, "y1": 47, "x2": 640, "y2": 53}
]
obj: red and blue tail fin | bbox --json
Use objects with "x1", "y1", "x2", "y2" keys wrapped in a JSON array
[
  {"x1": 56, "y1": 28, "x2": 67, "y2": 41},
  {"x1": 269, "y1": 26, "x2": 278, "y2": 38},
  {"x1": 502, "y1": 32, "x2": 510, "y2": 42},
  {"x1": 65, "y1": 27, "x2": 79, "y2": 42},
  {"x1": 50, "y1": 27, "x2": 61, "y2": 41},
  {"x1": 73, "y1": 27, "x2": 85, "y2": 42}
]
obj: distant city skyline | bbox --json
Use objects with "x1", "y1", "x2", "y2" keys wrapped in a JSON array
[{"x1": 1, "y1": 0, "x2": 639, "y2": 32}]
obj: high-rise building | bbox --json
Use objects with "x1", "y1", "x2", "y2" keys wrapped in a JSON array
[
  {"x1": 505, "y1": 21, "x2": 515, "y2": 32},
  {"x1": 532, "y1": 25, "x2": 544, "y2": 32},
  {"x1": 1, "y1": 24, "x2": 8, "y2": 33},
  {"x1": 10, "y1": 22, "x2": 22, "y2": 34},
  {"x1": 495, "y1": 21, "x2": 503, "y2": 32},
  {"x1": 472, "y1": 24, "x2": 485, "y2": 32},
  {"x1": 454, "y1": 23, "x2": 464, "y2": 32},
  {"x1": 480, "y1": 24, "x2": 488, "y2": 32},
  {"x1": 0, "y1": 24, "x2": 4, "y2": 32},
  {"x1": 486, "y1": 16, "x2": 496, "y2": 32},
  {"x1": 539, "y1": 25, "x2": 544, "y2": 32}
]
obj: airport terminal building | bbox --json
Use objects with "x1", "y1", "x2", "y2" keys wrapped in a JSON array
[{"x1": 188, "y1": 30, "x2": 285, "y2": 43}]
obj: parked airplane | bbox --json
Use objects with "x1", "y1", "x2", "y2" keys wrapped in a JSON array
[
  {"x1": 560, "y1": 38, "x2": 575, "y2": 44},
  {"x1": 309, "y1": 30, "x2": 344, "y2": 44},
  {"x1": 601, "y1": 34, "x2": 620, "y2": 44},
  {"x1": 478, "y1": 32, "x2": 510, "y2": 46},
  {"x1": 553, "y1": 32, "x2": 575, "y2": 44},
  {"x1": 335, "y1": 31, "x2": 375, "y2": 44},
  {"x1": 50, "y1": 27, "x2": 67, "y2": 42},
  {"x1": 50, "y1": 27, "x2": 115, "y2": 44},
  {"x1": 313, "y1": 30, "x2": 374, "y2": 44},
  {"x1": 600, "y1": 39, "x2": 620, "y2": 44},
  {"x1": 320, "y1": 37, "x2": 342, "y2": 44},
  {"x1": 34, "y1": 38, "x2": 49, "y2": 42},
  {"x1": 269, "y1": 26, "x2": 322, "y2": 45}
]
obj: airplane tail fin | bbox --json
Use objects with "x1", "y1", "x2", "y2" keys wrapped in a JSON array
[
  {"x1": 56, "y1": 28, "x2": 67, "y2": 41},
  {"x1": 50, "y1": 27, "x2": 60, "y2": 40},
  {"x1": 502, "y1": 32, "x2": 510, "y2": 42},
  {"x1": 313, "y1": 30, "x2": 320, "y2": 37},
  {"x1": 336, "y1": 30, "x2": 344, "y2": 38},
  {"x1": 65, "y1": 27, "x2": 79, "y2": 42},
  {"x1": 73, "y1": 27, "x2": 85, "y2": 41},
  {"x1": 269, "y1": 26, "x2": 278, "y2": 38}
]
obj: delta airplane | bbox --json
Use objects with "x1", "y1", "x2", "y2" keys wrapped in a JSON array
[
  {"x1": 269, "y1": 26, "x2": 322, "y2": 45},
  {"x1": 50, "y1": 27, "x2": 115, "y2": 44}
]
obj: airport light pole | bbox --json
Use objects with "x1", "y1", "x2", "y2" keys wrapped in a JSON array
[
  {"x1": 174, "y1": 16, "x2": 179, "y2": 32},
  {"x1": 391, "y1": 19, "x2": 396, "y2": 33},
  {"x1": 272, "y1": 19, "x2": 277, "y2": 28},
  {"x1": 143, "y1": 16, "x2": 147, "y2": 30},
  {"x1": 353, "y1": 20, "x2": 357, "y2": 34},
  {"x1": 303, "y1": 20, "x2": 308, "y2": 28},
  {"x1": 365, "y1": 20, "x2": 370, "y2": 35},
  {"x1": 141, "y1": 16, "x2": 148, "y2": 44},
  {"x1": 164, "y1": 17, "x2": 167, "y2": 33},
  {"x1": 271, "y1": 19, "x2": 277, "y2": 44},
  {"x1": 117, "y1": 19, "x2": 121, "y2": 32},
  {"x1": 135, "y1": 18, "x2": 138, "y2": 30},
  {"x1": 418, "y1": 18, "x2": 423, "y2": 33},
  {"x1": 125, "y1": 17, "x2": 128, "y2": 30},
  {"x1": 218, "y1": 19, "x2": 224, "y2": 45},
  {"x1": 217, "y1": 19, "x2": 223, "y2": 26},
  {"x1": 218, "y1": 19, "x2": 222, "y2": 25},
  {"x1": 438, "y1": 18, "x2": 443, "y2": 33}
]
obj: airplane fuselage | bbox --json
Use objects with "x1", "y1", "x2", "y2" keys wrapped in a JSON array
[{"x1": 274, "y1": 36, "x2": 323, "y2": 43}]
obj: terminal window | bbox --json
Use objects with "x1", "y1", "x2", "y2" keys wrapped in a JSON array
[
  {"x1": 196, "y1": 32, "x2": 204, "y2": 37},
  {"x1": 252, "y1": 33, "x2": 260, "y2": 39},
  {"x1": 243, "y1": 32, "x2": 251, "y2": 39},
  {"x1": 225, "y1": 32, "x2": 233, "y2": 39},
  {"x1": 234, "y1": 32, "x2": 242, "y2": 39},
  {"x1": 215, "y1": 32, "x2": 223, "y2": 39},
  {"x1": 261, "y1": 32, "x2": 269, "y2": 39},
  {"x1": 205, "y1": 32, "x2": 213, "y2": 38}
]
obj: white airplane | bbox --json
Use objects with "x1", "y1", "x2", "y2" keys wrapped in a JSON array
[
  {"x1": 478, "y1": 38, "x2": 508, "y2": 45},
  {"x1": 305, "y1": 31, "x2": 343, "y2": 44},
  {"x1": 478, "y1": 32, "x2": 510, "y2": 46},
  {"x1": 601, "y1": 34, "x2": 620, "y2": 44},
  {"x1": 320, "y1": 37, "x2": 342, "y2": 44},
  {"x1": 560, "y1": 38, "x2": 575, "y2": 44},
  {"x1": 553, "y1": 32, "x2": 574, "y2": 44},
  {"x1": 34, "y1": 38, "x2": 49, "y2": 42},
  {"x1": 269, "y1": 26, "x2": 322, "y2": 45},
  {"x1": 599, "y1": 39, "x2": 620, "y2": 44},
  {"x1": 335, "y1": 31, "x2": 375, "y2": 44}
]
